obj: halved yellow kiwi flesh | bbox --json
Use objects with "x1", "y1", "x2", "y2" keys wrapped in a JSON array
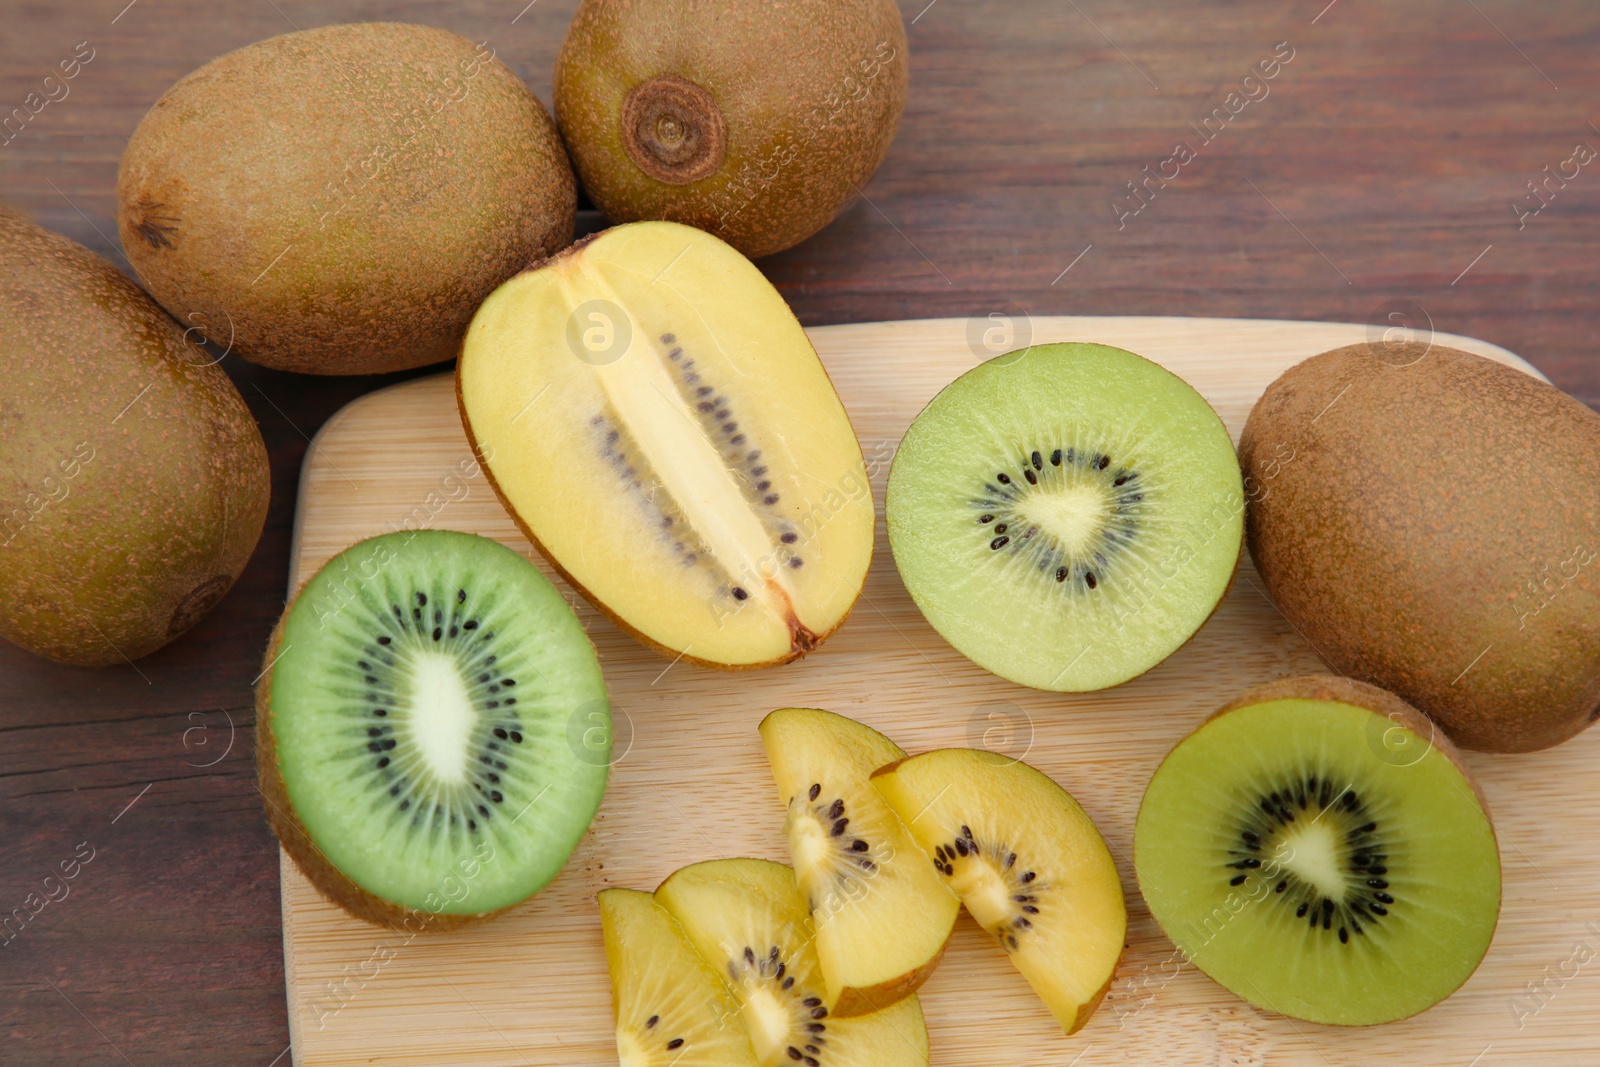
[{"x1": 457, "y1": 221, "x2": 873, "y2": 668}]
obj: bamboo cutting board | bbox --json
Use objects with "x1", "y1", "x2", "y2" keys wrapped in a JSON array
[{"x1": 281, "y1": 316, "x2": 1600, "y2": 1066}]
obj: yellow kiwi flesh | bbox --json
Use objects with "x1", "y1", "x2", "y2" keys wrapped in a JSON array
[
  {"x1": 0, "y1": 210, "x2": 269, "y2": 664},
  {"x1": 1240, "y1": 342, "x2": 1600, "y2": 751},
  {"x1": 457, "y1": 221, "x2": 873, "y2": 668},
  {"x1": 116, "y1": 23, "x2": 575, "y2": 375},
  {"x1": 655, "y1": 858, "x2": 929, "y2": 1067},
  {"x1": 599, "y1": 888, "x2": 761, "y2": 1066},
  {"x1": 872, "y1": 749, "x2": 1127, "y2": 1035},
  {"x1": 759, "y1": 708, "x2": 958, "y2": 1016},
  {"x1": 555, "y1": 0, "x2": 908, "y2": 258}
]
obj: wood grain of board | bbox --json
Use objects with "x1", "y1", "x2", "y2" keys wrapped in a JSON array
[{"x1": 281, "y1": 317, "x2": 1597, "y2": 1066}]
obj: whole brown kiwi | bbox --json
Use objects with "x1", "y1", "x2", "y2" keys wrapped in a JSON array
[
  {"x1": 1239, "y1": 341, "x2": 1600, "y2": 752},
  {"x1": 0, "y1": 209, "x2": 269, "y2": 665},
  {"x1": 554, "y1": 0, "x2": 908, "y2": 258},
  {"x1": 116, "y1": 23, "x2": 575, "y2": 375}
]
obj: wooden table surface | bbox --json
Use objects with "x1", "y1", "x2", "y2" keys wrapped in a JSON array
[{"x1": 1, "y1": 1, "x2": 1596, "y2": 1063}]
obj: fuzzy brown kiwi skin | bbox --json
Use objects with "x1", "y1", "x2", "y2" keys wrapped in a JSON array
[
  {"x1": 829, "y1": 933, "x2": 950, "y2": 1018},
  {"x1": 0, "y1": 209, "x2": 269, "y2": 665},
  {"x1": 1240, "y1": 342, "x2": 1600, "y2": 753},
  {"x1": 1071, "y1": 970, "x2": 1117, "y2": 1035},
  {"x1": 452, "y1": 230, "x2": 868, "y2": 670},
  {"x1": 554, "y1": 0, "x2": 908, "y2": 259},
  {"x1": 254, "y1": 596, "x2": 514, "y2": 931},
  {"x1": 117, "y1": 23, "x2": 576, "y2": 376}
]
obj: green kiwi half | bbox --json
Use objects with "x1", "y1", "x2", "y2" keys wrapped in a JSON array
[
  {"x1": 1134, "y1": 675, "x2": 1501, "y2": 1025},
  {"x1": 257, "y1": 529, "x2": 610, "y2": 928},
  {"x1": 886, "y1": 342, "x2": 1243, "y2": 691}
]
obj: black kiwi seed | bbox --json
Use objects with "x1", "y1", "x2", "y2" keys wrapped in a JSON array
[
  {"x1": 732, "y1": 587, "x2": 749, "y2": 600},
  {"x1": 332, "y1": 577, "x2": 543, "y2": 839},
  {"x1": 1227, "y1": 774, "x2": 1396, "y2": 946},
  {"x1": 972, "y1": 442, "x2": 1144, "y2": 593}
]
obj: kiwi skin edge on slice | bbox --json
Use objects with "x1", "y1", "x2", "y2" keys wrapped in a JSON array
[{"x1": 1135, "y1": 673, "x2": 1501, "y2": 1027}]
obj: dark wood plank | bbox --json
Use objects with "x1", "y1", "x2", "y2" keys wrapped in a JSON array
[{"x1": 1, "y1": 0, "x2": 1596, "y2": 1062}]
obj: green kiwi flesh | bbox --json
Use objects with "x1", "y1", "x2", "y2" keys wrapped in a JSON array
[
  {"x1": 886, "y1": 342, "x2": 1243, "y2": 691},
  {"x1": 1134, "y1": 674, "x2": 1501, "y2": 1025},
  {"x1": 257, "y1": 530, "x2": 609, "y2": 927}
]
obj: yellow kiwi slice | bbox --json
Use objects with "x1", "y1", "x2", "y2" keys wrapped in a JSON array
[
  {"x1": 599, "y1": 888, "x2": 760, "y2": 1066},
  {"x1": 457, "y1": 221, "x2": 873, "y2": 669},
  {"x1": 655, "y1": 858, "x2": 929, "y2": 1067},
  {"x1": 759, "y1": 708, "x2": 958, "y2": 1016},
  {"x1": 872, "y1": 749, "x2": 1127, "y2": 1034}
]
